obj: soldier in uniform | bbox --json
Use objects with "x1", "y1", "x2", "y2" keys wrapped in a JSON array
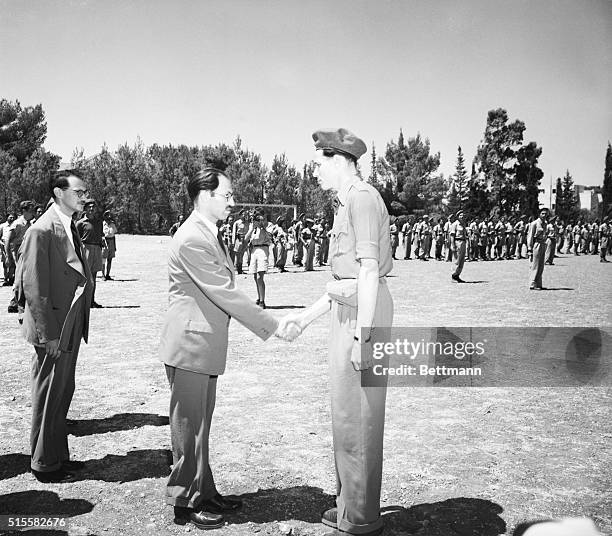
[
  {"x1": 478, "y1": 218, "x2": 488, "y2": 260},
  {"x1": 514, "y1": 215, "x2": 527, "y2": 259},
  {"x1": 599, "y1": 217, "x2": 610, "y2": 262},
  {"x1": 527, "y1": 207, "x2": 549, "y2": 290},
  {"x1": 418, "y1": 215, "x2": 431, "y2": 260},
  {"x1": 572, "y1": 221, "x2": 582, "y2": 255},
  {"x1": 544, "y1": 215, "x2": 557, "y2": 265},
  {"x1": 389, "y1": 217, "x2": 399, "y2": 260},
  {"x1": 444, "y1": 214, "x2": 454, "y2": 261},
  {"x1": 290, "y1": 128, "x2": 393, "y2": 536},
  {"x1": 468, "y1": 217, "x2": 479, "y2": 261},
  {"x1": 487, "y1": 218, "x2": 496, "y2": 260},
  {"x1": 449, "y1": 210, "x2": 467, "y2": 282},
  {"x1": 232, "y1": 210, "x2": 247, "y2": 274},
  {"x1": 401, "y1": 216, "x2": 413, "y2": 259},
  {"x1": 590, "y1": 221, "x2": 599, "y2": 254},
  {"x1": 433, "y1": 217, "x2": 444, "y2": 261},
  {"x1": 292, "y1": 213, "x2": 306, "y2": 266}
]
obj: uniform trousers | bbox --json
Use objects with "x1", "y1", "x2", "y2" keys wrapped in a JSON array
[
  {"x1": 329, "y1": 280, "x2": 393, "y2": 534},
  {"x1": 452, "y1": 240, "x2": 466, "y2": 277},
  {"x1": 234, "y1": 238, "x2": 246, "y2": 272},
  {"x1": 530, "y1": 241, "x2": 546, "y2": 288},
  {"x1": 165, "y1": 366, "x2": 218, "y2": 508},
  {"x1": 545, "y1": 238, "x2": 556, "y2": 264},
  {"x1": 30, "y1": 319, "x2": 82, "y2": 472}
]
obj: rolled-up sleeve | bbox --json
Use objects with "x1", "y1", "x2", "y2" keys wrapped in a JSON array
[{"x1": 351, "y1": 190, "x2": 379, "y2": 261}]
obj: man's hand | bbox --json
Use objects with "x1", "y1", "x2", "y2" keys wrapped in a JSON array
[
  {"x1": 351, "y1": 339, "x2": 373, "y2": 371},
  {"x1": 45, "y1": 339, "x2": 61, "y2": 359},
  {"x1": 275, "y1": 314, "x2": 303, "y2": 342}
]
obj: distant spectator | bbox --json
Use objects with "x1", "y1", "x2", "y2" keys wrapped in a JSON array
[
  {"x1": 77, "y1": 200, "x2": 104, "y2": 308},
  {"x1": 1, "y1": 213, "x2": 16, "y2": 286},
  {"x1": 7, "y1": 201, "x2": 36, "y2": 313},
  {"x1": 102, "y1": 210, "x2": 118, "y2": 280}
]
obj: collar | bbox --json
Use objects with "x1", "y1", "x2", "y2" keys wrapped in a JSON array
[
  {"x1": 193, "y1": 210, "x2": 221, "y2": 237},
  {"x1": 336, "y1": 177, "x2": 360, "y2": 206},
  {"x1": 52, "y1": 203, "x2": 74, "y2": 229}
]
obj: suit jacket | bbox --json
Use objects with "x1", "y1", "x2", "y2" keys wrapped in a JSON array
[
  {"x1": 159, "y1": 211, "x2": 278, "y2": 375},
  {"x1": 18, "y1": 207, "x2": 93, "y2": 350}
]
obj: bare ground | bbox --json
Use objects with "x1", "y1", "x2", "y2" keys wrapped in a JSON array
[{"x1": 0, "y1": 234, "x2": 610, "y2": 536}]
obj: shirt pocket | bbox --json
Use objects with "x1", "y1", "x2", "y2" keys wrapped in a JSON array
[{"x1": 330, "y1": 221, "x2": 350, "y2": 257}]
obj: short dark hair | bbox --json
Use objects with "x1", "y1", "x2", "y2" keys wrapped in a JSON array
[
  {"x1": 187, "y1": 167, "x2": 228, "y2": 202},
  {"x1": 50, "y1": 169, "x2": 82, "y2": 199},
  {"x1": 322, "y1": 148, "x2": 358, "y2": 166}
]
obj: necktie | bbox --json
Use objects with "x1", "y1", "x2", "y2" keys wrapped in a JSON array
[{"x1": 70, "y1": 221, "x2": 84, "y2": 264}]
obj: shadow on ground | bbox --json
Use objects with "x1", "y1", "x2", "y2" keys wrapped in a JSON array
[
  {"x1": 0, "y1": 448, "x2": 171, "y2": 483},
  {"x1": 225, "y1": 485, "x2": 335, "y2": 524},
  {"x1": 73, "y1": 448, "x2": 172, "y2": 482},
  {"x1": 68, "y1": 412, "x2": 168, "y2": 436},
  {"x1": 0, "y1": 490, "x2": 94, "y2": 535},
  {"x1": 222, "y1": 489, "x2": 505, "y2": 536},
  {"x1": 382, "y1": 497, "x2": 506, "y2": 535}
]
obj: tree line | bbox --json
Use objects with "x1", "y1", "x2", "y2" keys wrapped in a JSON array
[{"x1": 1, "y1": 98, "x2": 610, "y2": 233}]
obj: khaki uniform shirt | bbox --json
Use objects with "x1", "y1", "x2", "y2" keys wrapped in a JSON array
[{"x1": 329, "y1": 179, "x2": 392, "y2": 279}]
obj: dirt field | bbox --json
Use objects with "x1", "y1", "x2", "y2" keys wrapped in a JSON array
[{"x1": 0, "y1": 234, "x2": 610, "y2": 536}]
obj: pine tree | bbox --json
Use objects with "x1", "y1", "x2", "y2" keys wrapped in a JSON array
[
  {"x1": 368, "y1": 142, "x2": 378, "y2": 184},
  {"x1": 555, "y1": 177, "x2": 563, "y2": 216},
  {"x1": 447, "y1": 146, "x2": 469, "y2": 213},
  {"x1": 560, "y1": 170, "x2": 579, "y2": 222}
]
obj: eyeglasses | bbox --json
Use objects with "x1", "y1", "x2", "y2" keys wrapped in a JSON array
[
  {"x1": 63, "y1": 187, "x2": 89, "y2": 198},
  {"x1": 211, "y1": 191, "x2": 234, "y2": 202}
]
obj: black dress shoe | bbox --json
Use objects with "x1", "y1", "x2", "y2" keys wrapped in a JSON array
[
  {"x1": 174, "y1": 506, "x2": 224, "y2": 529},
  {"x1": 32, "y1": 468, "x2": 76, "y2": 483},
  {"x1": 62, "y1": 460, "x2": 86, "y2": 471},
  {"x1": 200, "y1": 493, "x2": 243, "y2": 513},
  {"x1": 321, "y1": 507, "x2": 337, "y2": 528}
]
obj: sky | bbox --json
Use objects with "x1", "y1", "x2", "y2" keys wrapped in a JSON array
[{"x1": 1, "y1": 0, "x2": 611, "y2": 187}]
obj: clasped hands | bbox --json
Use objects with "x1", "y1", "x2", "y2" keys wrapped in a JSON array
[{"x1": 274, "y1": 313, "x2": 305, "y2": 342}]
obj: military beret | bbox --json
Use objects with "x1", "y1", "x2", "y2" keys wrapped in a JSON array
[
  {"x1": 276, "y1": 216, "x2": 283, "y2": 224},
  {"x1": 312, "y1": 128, "x2": 367, "y2": 160},
  {"x1": 456, "y1": 210, "x2": 464, "y2": 216},
  {"x1": 422, "y1": 214, "x2": 429, "y2": 219}
]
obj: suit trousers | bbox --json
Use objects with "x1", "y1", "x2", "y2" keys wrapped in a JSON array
[
  {"x1": 165, "y1": 365, "x2": 218, "y2": 508},
  {"x1": 329, "y1": 280, "x2": 393, "y2": 534},
  {"x1": 30, "y1": 324, "x2": 81, "y2": 472},
  {"x1": 530, "y1": 241, "x2": 545, "y2": 288}
]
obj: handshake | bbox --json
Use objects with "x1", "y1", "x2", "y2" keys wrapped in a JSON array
[{"x1": 274, "y1": 313, "x2": 306, "y2": 342}]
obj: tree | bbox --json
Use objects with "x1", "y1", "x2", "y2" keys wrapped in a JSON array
[
  {"x1": 447, "y1": 146, "x2": 469, "y2": 214},
  {"x1": 603, "y1": 142, "x2": 612, "y2": 218},
  {"x1": 266, "y1": 153, "x2": 300, "y2": 206},
  {"x1": 555, "y1": 177, "x2": 563, "y2": 216},
  {"x1": 472, "y1": 108, "x2": 525, "y2": 215},
  {"x1": 379, "y1": 130, "x2": 443, "y2": 215},
  {"x1": 557, "y1": 170, "x2": 579, "y2": 222},
  {"x1": 0, "y1": 99, "x2": 48, "y2": 165},
  {"x1": 514, "y1": 141, "x2": 544, "y2": 217}
]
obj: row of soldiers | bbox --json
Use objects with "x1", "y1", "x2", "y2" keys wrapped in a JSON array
[
  {"x1": 214, "y1": 210, "x2": 333, "y2": 274},
  {"x1": 390, "y1": 213, "x2": 612, "y2": 264}
]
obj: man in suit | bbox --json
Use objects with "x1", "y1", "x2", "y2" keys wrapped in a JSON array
[
  {"x1": 18, "y1": 169, "x2": 93, "y2": 483},
  {"x1": 159, "y1": 164, "x2": 298, "y2": 530}
]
